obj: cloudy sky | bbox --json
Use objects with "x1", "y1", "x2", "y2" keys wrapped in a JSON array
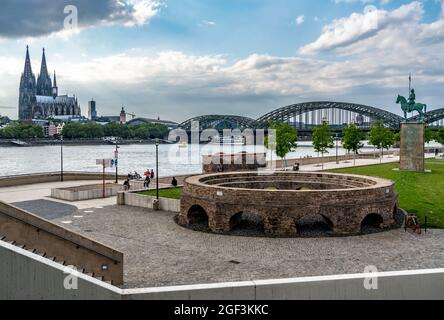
[{"x1": 0, "y1": 0, "x2": 443, "y2": 122}]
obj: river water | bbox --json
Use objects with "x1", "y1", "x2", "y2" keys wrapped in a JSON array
[{"x1": 0, "y1": 141, "x2": 438, "y2": 178}]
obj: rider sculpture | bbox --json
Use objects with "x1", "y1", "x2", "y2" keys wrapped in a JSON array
[
  {"x1": 408, "y1": 89, "x2": 416, "y2": 106},
  {"x1": 396, "y1": 88, "x2": 427, "y2": 122}
]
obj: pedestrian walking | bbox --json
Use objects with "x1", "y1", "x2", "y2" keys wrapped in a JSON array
[
  {"x1": 123, "y1": 179, "x2": 130, "y2": 191},
  {"x1": 144, "y1": 175, "x2": 151, "y2": 189}
]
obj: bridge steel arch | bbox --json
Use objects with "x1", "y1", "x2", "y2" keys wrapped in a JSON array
[
  {"x1": 178, "y1": 115, "x2": 260, "y2": 131},
  {"x1": 257, "y1": 101, "x2": 404, "y2": 130},
  {"x1": 408, "y1": 108, "x2": 444, "y2": 125}
]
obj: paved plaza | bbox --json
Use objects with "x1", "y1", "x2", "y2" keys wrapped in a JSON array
[{"x1": 45, "y1": 204, "x2": 444, "y2": 289}]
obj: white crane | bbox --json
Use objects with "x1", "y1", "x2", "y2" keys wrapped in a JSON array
[{"x1": 125, "y1": 112, "x2": 137, "y2": 120}]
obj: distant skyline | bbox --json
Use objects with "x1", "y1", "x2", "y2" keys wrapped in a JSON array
[{"x1": 1, "y1": 0, "x2": 444, "y2": 122}]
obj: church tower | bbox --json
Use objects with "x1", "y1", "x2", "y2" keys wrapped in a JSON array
[
  {"x1": 52, "y1": 71, "x2": 58, "y2": 99},
  {"x1": 36, "y1": 48, "x2": 53, "y2": 96},
  {"x1": 18, "y1": 46, "x2": 37, "y2": 120},
  {"x1": 120, "y1": 107, "x2": 127, "y2": 124}
]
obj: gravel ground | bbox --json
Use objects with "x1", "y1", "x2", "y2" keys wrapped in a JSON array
[
  {"x1": 12, "y1": 199, "x2": 78, "y2": 220},
  {"x1": 52, "y1": 205, "x2": 444, "y2": 289}
]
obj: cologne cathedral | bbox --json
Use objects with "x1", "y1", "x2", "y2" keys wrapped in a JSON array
[{"x1": 18, "y1": 46, "x2": 81, "y2": 120}]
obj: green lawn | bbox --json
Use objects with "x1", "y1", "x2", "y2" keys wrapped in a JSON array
[
  {"x1": 138, "y1": 187, "x2": 182, "y2": 200},
  {"x1": 330, "y1": 162, "x2": 444, "y2": 229},
  {"x1": 426, "y1": 158, "x2": 444, "y2": 163}
]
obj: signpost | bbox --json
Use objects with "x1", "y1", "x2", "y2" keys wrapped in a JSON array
[
  {"x1": 114, "y1": 142, "x2": 120, "y2": 184},
  {"x1": 96, "y1": 159, "x2": 113, "y2": 198}
]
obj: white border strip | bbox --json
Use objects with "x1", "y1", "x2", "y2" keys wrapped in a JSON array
[{"x1": 3, "y1": 239, "x2": 444, "y2": 297}]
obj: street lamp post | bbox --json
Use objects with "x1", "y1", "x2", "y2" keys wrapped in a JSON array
[
  {"x1": 60, "y1": 134, "x2": 64, "y2": 182},
  {"x1": 335, "y1": 133, "x2": 340, "y2": 164},
  {"x1": 156, "y1": 140, "x2": 159, "y2": 200},
  {"x1": 115, "y1": 139, "x2": 119, "y2": 184}
]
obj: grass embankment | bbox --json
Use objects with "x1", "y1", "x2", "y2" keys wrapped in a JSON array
[
  {"x1": 138, "y1": 187, "x2": 182, "y2": 200},
  {"x1": 426, "y1": 158, "x2": 444, "y2": 163},
  {"x1": 330, "y1": 160, "x2": 444, "y2": 229}
]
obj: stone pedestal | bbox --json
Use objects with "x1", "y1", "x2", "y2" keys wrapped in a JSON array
[{"x1": 400, "y1": 122, "x2": 425, "y2": 172}]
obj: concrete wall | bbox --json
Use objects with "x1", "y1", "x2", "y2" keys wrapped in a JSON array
[
  {"x1": 118, "y1": 190, "x2": 181, "y2": 213},
  {"x1": 3, "y1": 239, "x2": 444, "y2": 300},
  {"x1": 0, "y1": 172, "x2": 127, "y2": 188},
  {"x1": 51, "y1": 184, "x2": 123, "y2": 201},
  {"x1": 0, "y1": 172, "x2": 191, "y2": 189},
  {"x1": 269, "y1": 151, "x2": 400, "y2": 169},
  {"x1": 0, "y1": 240, "x2": 120, "y2": 300}
]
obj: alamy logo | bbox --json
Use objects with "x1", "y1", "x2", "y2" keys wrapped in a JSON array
[
  {"x1": 363, "y1": 5, "x2": 379, "y2": 31},
  {"x1": 64, "y1": 5, "x2": 79, "y2": 30},
  {"x1": 63, "y1": 265, "x2": 79, "y2": 290},
  {"x1": 363, "y1": 265, "x2": 379, "y2": 290}
]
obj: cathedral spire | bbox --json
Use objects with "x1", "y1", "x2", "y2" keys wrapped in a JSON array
[
  {"x1": 52, "y1": 70, "x2": 58, "y2": 99},
  {"x1": 19, "y1": 46, "x2": 37, "y2": 120},
  {"x1": 23, "y1": 45, "x2": 33, "y2": 77},
  {"x1": 37, "y1": 48, "x2": 53, "y2": 96},
  {"x1": 39, "y1": 48, "x2": 49, "y2": 78}
]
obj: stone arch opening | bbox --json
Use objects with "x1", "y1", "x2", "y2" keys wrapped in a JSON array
[
  {"x1": 187, "y1": 205, "x2": 209, "y2": 229},
  {"x1": 361, "y1": 213, "x2": 384, "y2": 232},
  {"x1": 229, "y1": 212, "x2": 265, "y2": 235},
  {"x1": 296, "y1": 214, "x2": 334, "y2": 236}
]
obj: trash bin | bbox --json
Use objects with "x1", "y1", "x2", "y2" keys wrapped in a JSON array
[{"x1": 152, "y1": 199, "x2": 160, "y2": 211}]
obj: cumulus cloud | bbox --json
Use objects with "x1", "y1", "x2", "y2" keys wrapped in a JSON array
[
  {"x1": 0, "y1": 0, "x2": 161, "y2": 39},
  {"x1": 2, "y1": 1, "x2": 444, "y2": 121},
  {"x1": 299, "y1": 1, "x2": 423, "y2": 54}
]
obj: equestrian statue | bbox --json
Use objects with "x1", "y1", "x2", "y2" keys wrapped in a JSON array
[{"x1": 396, "y1": 88, "x2": 427, "y2": 122}]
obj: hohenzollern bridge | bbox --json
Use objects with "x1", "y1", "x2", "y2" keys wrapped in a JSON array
[{"x1": 178, "y1": 101, "x2": 444, "y2": 135}]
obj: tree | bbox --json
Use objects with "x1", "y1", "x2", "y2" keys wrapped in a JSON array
[
  {"x1": 0, "y1": 123, "x2": 43, "y2": 139},
  {"x1": 425, "y1": 126, "x2": 436, "y2": 144},
  {"x1": 264, "y1": 121, "x2": 298, "y2": 169},
  {"x1": 312, "y1": 121, "x2": 334, "y2": 169},
  {"x1": 437, "y1": 128, "x2": 444, "y2": 145},
  {"x1": 62, "y1": 122, "x2": 169, "y2": 140},
  {"x1": 369, "y1": 120, "x2": 395, "y2": 163},
  {"x1": 342, "y1": 124, "x2": 364, "y2": 166}
]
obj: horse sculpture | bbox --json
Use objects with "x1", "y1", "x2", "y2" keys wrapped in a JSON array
[{"x1": 396, "y1": 95, "x2": 427, "y2": 121}]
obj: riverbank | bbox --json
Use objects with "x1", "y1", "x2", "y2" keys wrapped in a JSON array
[{"x1": 0, "y1": 139, "x2": 170, "y2": 147}]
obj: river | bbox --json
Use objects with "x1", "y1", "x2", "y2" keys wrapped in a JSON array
[{"x1": 0, "y1": 141, "x2": 439, "y2": 178}]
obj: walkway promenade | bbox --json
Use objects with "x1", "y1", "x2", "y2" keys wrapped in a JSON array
[
  {"x1": 0, "y1": 179, "x2": 172, "y2": 209},
  {"x1": 298, "y1": 154, "x2": 437, "y2": 172}
]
